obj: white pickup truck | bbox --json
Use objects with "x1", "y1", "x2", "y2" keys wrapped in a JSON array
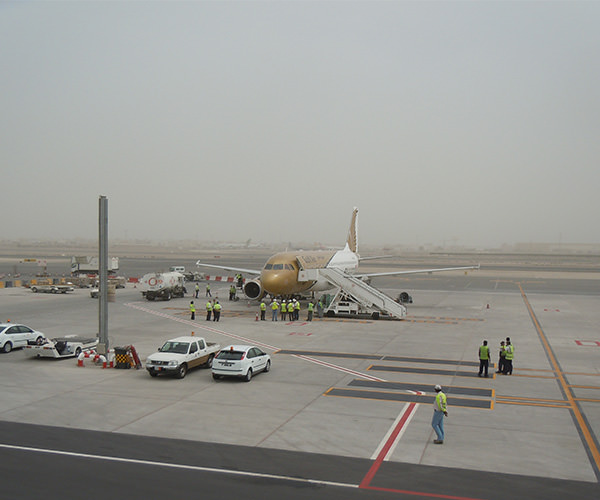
[{"x1": 145, "y1": 336, "x2": 220, "y2": 379}]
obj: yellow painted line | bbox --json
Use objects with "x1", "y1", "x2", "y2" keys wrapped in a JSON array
[
  {"x1": 513, "y1": 367, "x2": 556, "y2": 373},
  {"x1": 496, "y1": 395, "x2": 570, "y2": 404},
  {"x1": 574, "y1": 398, "x2": 600, "y2": 403},
  {"x1": 563, "y1": 372, "x2": 600, "y2": 377},
  {"x1": 569, "y1": 385, "x2": 600, "y2": 390},
  {"x1": 496, "y1": 400, "x2": 571, "y2": 409},
  {"x1": 509, "y1": 373, "x2": 557, "y2": 379},
  {"x1": 496, "y1": 396, "x2": 568, "y2": 404},
  {"x1": 519, "y1": 283, "x2": 600, "y2": 472}
]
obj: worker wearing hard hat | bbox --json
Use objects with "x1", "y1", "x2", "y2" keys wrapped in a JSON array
[
  {"x1": 280, "y1": 300, "x2": 286, "y2": 321},
  {"x1": 432, "y1": 384, "x2": 448, "y2": 444}
]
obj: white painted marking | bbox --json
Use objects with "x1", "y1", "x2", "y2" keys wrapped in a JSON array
[
  {"x1": 0, "y1": 443, "x2": 358, "y2": 489},
  {"x1": 383, "y1": 403, "x2": 418, "y2": 461},
  {"x1": 293, "y1": 354, "x2": 385, "y2": 381}
]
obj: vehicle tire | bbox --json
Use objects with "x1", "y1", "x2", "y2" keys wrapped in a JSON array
[
  {"x1": 75, "y1": 347, "x2": 82, "y2": 356},
  {"x1": 149, "y1": 370, "x2": 158, "y2": 377},
  {"x1": 31, "y1": 287, "x2": 37, "y2": 293},
  {"x1": 146, "y1": 295, "x2": 155, "y2": 301},
  {"x1": 244, "y1": 368, "x2": 253, "y2": 382},
  {"x1": 326, "y1": 310, "x2": 335, "y2": 317},
  {"x1": 371, "y1": 312, "x2": 380, "y2": 320},
  {"x1": 263, "y1": 360, "x2": 271, "y2": 373},
  {"x1": 205, "y1": 354, "x2": 214, "y2": 369},
  {"x1": 176, "y1": 363, "x2": 188, "y2": 379},
  {"x1": 212, "y1": 373, "x2": 221, "y2": 380},
  {"x1": 51, "y1": 288, "x2": 58, "y2": 294},
  {"x1": 2, "y1": 342, "x2": 12, "y2": 353},
  {"x1": 36, "y1": 336, "x2": 44, "y2": 345},
  {"x1": 165, "y1": 291, "x2": 172, "y2": 301}
]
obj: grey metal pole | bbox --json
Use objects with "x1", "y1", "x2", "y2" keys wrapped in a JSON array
[{"x1": 99, "y1": 195, "x2": 109, "y2": 352}]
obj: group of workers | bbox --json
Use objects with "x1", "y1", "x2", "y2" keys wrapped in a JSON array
[
  {"x1": 260, "y1": 298, "x2": 323, "y2": 322},
  {"x1": 195, "y1": 279, "x2": 242, "y2": 302},
  {"x1": 193, "y1": 282, "x2": 214, "y2": 298},
  {"x1": 189, "y1": 299, "x2": 222, "y2": 322},
  {"x1": 434, "y1": 337, "x2": 516, "y2": 445},
  {"x1": 478, "y1": 337, "x2": 515, "y2": 377}
]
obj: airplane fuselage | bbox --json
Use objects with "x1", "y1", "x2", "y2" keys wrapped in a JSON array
[{"x1": 258, "y1": 247, "x2": 359, "y2": 297}]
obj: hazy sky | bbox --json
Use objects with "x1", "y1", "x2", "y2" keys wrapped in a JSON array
[{"x1": 2, "y1": 1, "x2": 599, "y2": 248}]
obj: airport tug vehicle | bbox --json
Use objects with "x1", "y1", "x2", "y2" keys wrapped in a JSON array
[{"x1": 25, "y1": 336, "x2": 99, "y2": 358}]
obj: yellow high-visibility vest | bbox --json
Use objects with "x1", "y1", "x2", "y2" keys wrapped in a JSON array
[
  {"x1": 505, "y1": 345, "x2": 514, "y2": 360},
  {"x1": 435, "y1": 392, "x2": 447, "y2": 412},
  {"x1": 479, "y1": 345, "x2": 489, "y2": 360}
]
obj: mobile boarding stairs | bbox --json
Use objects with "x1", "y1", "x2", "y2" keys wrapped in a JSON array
[{"x1": 304, "y1": 268, "x2": 407, "y2": 320}]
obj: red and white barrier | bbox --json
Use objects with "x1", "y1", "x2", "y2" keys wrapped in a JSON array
[{"x1": 204, "y1": 276, "x2": 245, "y2": 283}]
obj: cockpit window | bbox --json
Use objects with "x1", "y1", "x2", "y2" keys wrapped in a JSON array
[
  {"x1": 273, "y1": 264, "x2": 283, "y2": 270},
  {"x1": 264, "y1": 264, "x2": 273, "y2": 270}
]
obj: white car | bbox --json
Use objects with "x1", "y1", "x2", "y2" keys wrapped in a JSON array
[
  {"x1": 0, "y1": 323, "x2": 46, "y2": 353},
  {"x1": 212, "y1": 345, "x2": 271, "y2": 382}
]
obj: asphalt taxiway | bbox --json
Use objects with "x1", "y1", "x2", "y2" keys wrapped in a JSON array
[{"x1": 0, "y1": 262, "x2": 599, "y2": 499}]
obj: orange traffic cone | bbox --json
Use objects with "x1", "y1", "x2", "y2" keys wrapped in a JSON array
[{"x1": 255, "y1": 312, "x2": 259, "y2": 321}]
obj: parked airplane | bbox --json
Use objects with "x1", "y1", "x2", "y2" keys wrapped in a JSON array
[{"x1": 196, "y1": 207, "x2": 479, "y2": 300}]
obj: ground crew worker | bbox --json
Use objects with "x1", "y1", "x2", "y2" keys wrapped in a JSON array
[
  {"x1": 307, "y1": 301, "x2": 314, "y2": 321},
  {"x1": 294, "y1": 299, "x2": 300, "y2": 321},
  {"x1": 260, "y1": 300, "x2": 266, "y2": 320},
  {"x1": 205, "y1": 300, "x2": 213, "y2": 321},
  {"x1": 287, "y1": 300, "x2": 294, "y2": 321},
  {"x1": 271, "y1": 299, "x2": 279, "y2": 321},
  {"x1": 317, "y1": 298, "x2": 324, "y2": 318},
  {"x1": 189, "y1": 301, "x2": 196, "y2": 321},
  {"x1": 236, "y1": 273, "x2": 243, "y2": 288},
  {"x1": 213, "y1": 300, "x2": 221, "y2": 322},
  {"x1": 195, "y1": 283, "x2": 200, "y2": 298},
  {"x1": 496, "y1": 341, "x2": 506, "y2": 374},
  {"x1": 229, "y1": 285, "x2": 236, "y2": 301},
  {"x1": 432, "y1": 384, "x2": 448, "y2": 444},
  {"x1": 206, "y1": 283, "x2": 212, "y2": 297},
  {"x1": 280, "y1": 300, "x2": 286, "y2": 321},
  {"x1": 478, "y1": 340, "x2": 490, "y2": 377},
  {"x1": 503, "y1": 340, "x2": 514, "y2": 375}
]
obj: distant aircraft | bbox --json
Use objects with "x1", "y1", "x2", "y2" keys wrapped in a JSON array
[
  {"x1": 216, "y1": 238, "x2": 260, "y2": 249},
  {"x1": 196, "y1": 207, "x2": 479, "y2": 300}
]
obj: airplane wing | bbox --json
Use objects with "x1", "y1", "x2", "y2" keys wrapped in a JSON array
[
  {"x1": 358, "y1": 255, "x2": 395, "y2": 261},
  {"x1": 195, "y1": 261, "x2": 262, "y2": 275},
  {"x1": 355, "y1": 265, "x2": 480, "y2": 279}
]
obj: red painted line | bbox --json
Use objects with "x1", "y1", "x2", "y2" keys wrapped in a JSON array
[
  {"x1": 363, "y1": 485, "x2": 485, "y2": 500},
  {"x1": 360, "y1": 402, "x2": 417, "y2": 488}
]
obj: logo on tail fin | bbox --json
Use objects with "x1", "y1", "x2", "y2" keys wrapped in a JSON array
[{"x1": 346, "y1": 207, "x2": 359, "y2": 254}]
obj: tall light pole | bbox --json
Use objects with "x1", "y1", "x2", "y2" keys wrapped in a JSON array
[{"x1": 98, "y1": 195, "x2": 109, "y2": 352}]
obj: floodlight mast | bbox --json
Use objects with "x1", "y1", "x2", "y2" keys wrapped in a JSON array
[{"x1": 98, "y1": 195, "x2": 109, "y2": 351}]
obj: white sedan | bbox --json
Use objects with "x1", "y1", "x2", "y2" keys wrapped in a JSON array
[
  {"x1": 0, "y1": 323, "x2": 46, "y2": 353},
  {"x1": 212, "y1": 345, "x2": 271, "y2": 382}
]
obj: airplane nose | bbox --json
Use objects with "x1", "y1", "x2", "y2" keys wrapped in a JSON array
[{"x1": 261, "y1": 271, "x2": 282, "y2": 295}]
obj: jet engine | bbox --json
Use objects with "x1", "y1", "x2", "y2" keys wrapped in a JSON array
[{"x1": 243, "y1": 279, "x2": 263, "y2": 300}]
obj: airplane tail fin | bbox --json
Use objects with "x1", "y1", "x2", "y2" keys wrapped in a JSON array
[{"x1": 346, "y1": 207, "x2": 359, "y2": 254}]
